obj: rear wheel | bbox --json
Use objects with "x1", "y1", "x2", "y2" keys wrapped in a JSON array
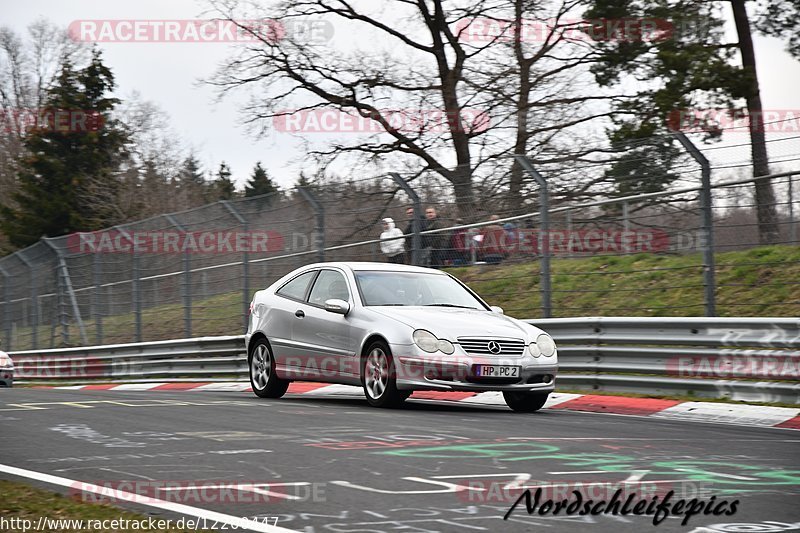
[
  {"x1": 362, "y1": 342, "x2": 407, "y2": 408},
  {"x1": 249, "y1": 339, "x2": 289, "y2": 398},
  {"x1": 503, "y1": 391, "x2": 549, "y2": 412}
]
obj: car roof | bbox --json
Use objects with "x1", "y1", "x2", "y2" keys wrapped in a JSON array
[{"x1": 300, "y1": 262, "x2": 446, "y2": 275}]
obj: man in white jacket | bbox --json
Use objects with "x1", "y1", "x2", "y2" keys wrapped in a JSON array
[{"x1": 380, "y1": 218, "x2": 405, "y2": 264}]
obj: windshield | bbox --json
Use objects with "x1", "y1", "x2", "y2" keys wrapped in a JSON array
[{"x1": 355, "y1": 271, "x2": 488, "y2": 309}]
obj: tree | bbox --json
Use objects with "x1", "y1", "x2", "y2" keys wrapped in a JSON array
[
  {"x1": 0, "y1": 19, "x2": 89, "y2": 251},
  {"x1": 584, "y1": 0, "x2": 796, "y2": 243},
  {"x1": 208, "y1": 0, "x2": 623, "y2": 219},
  {"x1": 752, "y1": 0, "x2": 800, "y2": 58},
  {"x1": 213, "y1": 161, "x2": 236, "y2": 200},
  {"x1": 244, "y1": 161, "x2": 279, "y2": 198},
  {"x1": 0, "y1": 49, "x2": 128, "y2": 248},
  {"x1": 177, "y1": 153, "x2": 209, "y2": 206}
]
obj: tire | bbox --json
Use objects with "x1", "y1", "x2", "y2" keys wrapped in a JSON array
[
  {"x1": 249, "y1": 338, "x2": 289, "y2": 399},
  {"x1": 503, "y1": 391, "x2": 549, "y2": 412},
  {"x1": 362, "y1": 341, "x2": 407, "y2": 408}
]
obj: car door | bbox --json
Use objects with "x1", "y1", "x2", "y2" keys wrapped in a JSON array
[
  {"x1": 292, "y1": 268, "x2": 357, "y2": 379},
  {"x1": 270, "y1": 269, "x2": 319, "y2": 371}
]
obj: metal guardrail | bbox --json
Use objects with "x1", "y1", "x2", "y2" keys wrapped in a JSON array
[
  {"x1": 9, "y1": 318, "x2": 800, "y2": 404},
  {"x1": 529, "y1": 317, "x2": 800, "y2": 404}
]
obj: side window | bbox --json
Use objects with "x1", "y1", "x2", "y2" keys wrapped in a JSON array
[
  {"x1": 276, "y1": 271, "x2": 317, "y2": 301},
  {"x1": 308, "y1": 270, "x2": 350, "y2": 306}
]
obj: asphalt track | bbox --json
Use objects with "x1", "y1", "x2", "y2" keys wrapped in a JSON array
[{"x1": 1, "y1": 387, "x2": 798, "y2": 533}]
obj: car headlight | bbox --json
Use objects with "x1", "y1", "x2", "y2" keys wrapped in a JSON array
[
  {"x1": 412, "y1": 330, "x2": 455, "y2": 354},
  {"x1": 536, "y1": 334, "x2": 556, "y2": 357},
  {"x1": 528, "y1": 342, "x2": 541, "y2": 357},
  {"x1": 437, "y1": 339, "x2": 455, "y2": 355},
  {"x1": 413, "y1": 330, "x2": 439, "y2": 353}
]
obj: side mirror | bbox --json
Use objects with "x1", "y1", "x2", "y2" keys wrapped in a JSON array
[
  {"x1": 324, "y1": 299, "x2": 350, "y2": 315},
  {"x1": 490, "y1": 305, "x2": 504, "y2": 315}
]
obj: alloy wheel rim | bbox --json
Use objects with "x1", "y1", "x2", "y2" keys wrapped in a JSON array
[
  {"x1": 365, "y1": 348, "x2": 389, "y2": 399},
  {"x1": 251, "y1": 344, "x2": 271, "y2": 390}
]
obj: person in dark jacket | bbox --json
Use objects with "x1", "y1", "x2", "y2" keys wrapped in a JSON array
[
  {"x1": 403, "y1": 206, "x2": 423, "y2": 264},
  {"x1": 423, "y1": 207, "x2": 446, "y2": 267}
]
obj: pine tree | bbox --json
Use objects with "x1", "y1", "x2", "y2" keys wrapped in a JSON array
[
  {"x1": 178, "y1": 154, "x2": 209, "y2": 205},
  {"x1": 244, "y1": 162, "x2": 278, "y2": 200},
  {"x1": 0, "y1": 49, "x2": 128, "y2": 249},
  {"x1": 214, "y1": 161, "x2": 236, "y2": 200}
]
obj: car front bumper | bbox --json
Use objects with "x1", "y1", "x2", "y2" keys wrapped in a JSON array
[{"x1": 390, "y1": 343, "x2": 557, "y2": 393}]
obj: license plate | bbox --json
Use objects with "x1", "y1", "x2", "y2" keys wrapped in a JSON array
[{"x1": 474, "y1": 365, "x2": 520, "y2": 378}]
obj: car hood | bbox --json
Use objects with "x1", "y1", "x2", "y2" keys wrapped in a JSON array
[{"x1": 370, "y1": 307, "x2": 542, "y2": 341}]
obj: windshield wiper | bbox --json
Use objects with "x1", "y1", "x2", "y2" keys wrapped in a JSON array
[{"x1": 424, "y1": 304, "x2": 477, "y2": 309}]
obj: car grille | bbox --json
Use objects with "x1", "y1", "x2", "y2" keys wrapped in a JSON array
[{"x1": 457, "y1": 338, "x2": 526, "y2": 356}]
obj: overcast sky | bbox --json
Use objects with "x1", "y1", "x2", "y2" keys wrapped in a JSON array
[{"x1": 5, "y1": 0, "x2": 800, "y2": 188}]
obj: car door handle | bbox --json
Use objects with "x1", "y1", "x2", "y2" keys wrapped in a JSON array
[{"x1": 295, "y1": 309, "x2": 305, "y2": 318}]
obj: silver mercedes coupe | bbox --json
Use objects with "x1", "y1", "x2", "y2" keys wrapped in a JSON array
[{"x1": 245, "y1": 262, "x2": 557, "y2": 411}]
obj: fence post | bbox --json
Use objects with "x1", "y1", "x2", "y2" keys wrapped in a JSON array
[
  {"x1": 513, "y1": 155, "x2": 552, "y2": 318},
  {"x1": 92, "y1": 252, "x2": 103, "y2": 344},
  {"x1": 221, "y1": 200, "x2": 250, "y2": 332},
  {"x1": 164, "y1": 215, "x2": 191, "y2": 338},
  {"x1": 0, "y1": 266, "x2": 11, "y2": 351},
  {"x1": 389, "y1": 173, "x2": 422, "y2": 265},
  {"x1": 15, "y1": 251, "x2": 38, "y2": 350},
  {"x1": 622, "y1": 201, "x2": 630, "y2": 232},
  {"x1": 42, "y1": 238, "x2": 89, "y2": 346},
  {"x1": 674, "y1": 132, "x2": 716, "y2": 317},
  {"x1": 297, "y1": 187, "x2": 325, "y2": 262},
  {"x1": 110, "y1": 227, "x2": 139, "y2": 343},
  {"x1": 789, "y1": 173, "x2": 797, "y2": 244}
]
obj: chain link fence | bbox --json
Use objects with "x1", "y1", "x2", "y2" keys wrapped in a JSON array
[{"x1": 1, "y1": 133, "x2": 798, "y2": 350}]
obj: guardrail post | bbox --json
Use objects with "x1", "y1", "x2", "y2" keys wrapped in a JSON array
[
  {"x1": 297, "y1": 187, "x2": 325, "y2": 262},
  {"x1": 674, "y1": 132, "x2": 716, "y2": 317},
  {"x1": 42, "y1": 238, "x2": 88, "y2": 346},
  {"x1": 15, "y1": 251, "x2": 39, "y2": 350},
  {"x1": 513, "y1": 155, "x2": 552, "y2": 318},
  {"x1": 0, "y1": 266, "x2": 11, "y2": 350},
  {"x1": 165, "y1": 215, "x2": 192, "y2": 338},
  {"x1": 389, "y1": 173, "x2": 422, "y2": 266},
  {"x1": 221, "y1": 200, "x2": 250, "y2": 331}
]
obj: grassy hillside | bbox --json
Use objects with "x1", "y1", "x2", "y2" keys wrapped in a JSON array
[
  {"x1": 452, "y1": 244, "x2": 800, "y2": 318},
  {"x1": 9, "y1": 245, "x2": 799, "y2": 350}
]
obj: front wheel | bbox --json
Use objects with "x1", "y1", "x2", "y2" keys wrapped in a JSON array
[
  {"x1": 503, "y1": 391, "x2": 549, "y2": 412},
  {"x1": 249, "y1": 339, "x2": 289, "y2": 398},
  {"x1": 362, "y1": 342, "x2": 407, "y2": 408}
]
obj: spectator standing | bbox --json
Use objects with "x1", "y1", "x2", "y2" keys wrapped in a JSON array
[
  {"x1": 480, "y1": 215, "x2": 507, "y2": 265},
  {"x1": 423, "y1": 207, "x2": 445, "y2": 267},
  {"x1": 379, "y1": 218, "x2": 405, "y2": 264}
]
